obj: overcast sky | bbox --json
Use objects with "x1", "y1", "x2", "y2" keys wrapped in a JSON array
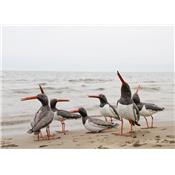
[{"x1": 2, "y1": 26, "x2": 174, "y2": 72}]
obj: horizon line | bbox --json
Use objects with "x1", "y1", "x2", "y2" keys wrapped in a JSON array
[{"x1": 0, "y1": 69, "x2": 174, "y2": 73}]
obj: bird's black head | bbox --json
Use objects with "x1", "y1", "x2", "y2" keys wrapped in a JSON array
[
  {"x1": 70, "y1": 107, "x2": 88, "y2": 117},
  {"x1": 50, "y1": 98, "x2": 69, "y2": 111},
  {"x1": 88, "y1": 94, "x2": 108, "y2": 107},
  {"x1": 78, "y1": 107, "x2": 88, "y2": 117},
  {"x1": 50, "y1": 98, "x2": 58, "y2": 110},
  {"x1": 37, "y1": 94, "x2": 49, "y2": 106},
  {"x1": 132, "y1": 93, "x2": 140, "y2": 104},
  {"x1": 132, "y1": 85, "x2": 141, "y2": 104},
  {"x1": 99, "y1": 94, "x2": 108, "y2": 104},
  {"x1": 121, "y1": 83, "x2": 132, "y2": 98},
  {"x1": 117, "y1": 71, "x2": 132, "y2": 99}
]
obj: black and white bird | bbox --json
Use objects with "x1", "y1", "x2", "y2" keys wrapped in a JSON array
[
  {"x1": 132, "y1": 85, "x2": 164, "y2": 128},
  {"x1": 70, "y1": 107, "x2": 119, "y2": 133},
  {"x1": 21, "y1": 93, "x2": 54, "y2": 141},
  {"x1": 50, "y1": 99, "x2": 81, "y2": 134},
  {"x1": 114, "y1": 71, "x2": 140, "y2": 136},
  {"x1": 88, "y1": 94, "x2": 120, "y2": 123}
]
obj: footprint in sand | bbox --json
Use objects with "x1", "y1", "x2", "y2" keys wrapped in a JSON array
[
  {"x1": 152, "y1": 144, "x2": 162, "y2": 147},
  {"x1": 161, "y1": 128, "x2": 167, "y2": 131},
  {"x1": 169, "y1": 140, "x2": 175, "y2": 144},
  {"x1": 161, "y1": 139, "x2": 169, "y2": 143},
  {"x1": 166, "y1": 135, "x2": 175, "y2": 139},
  {"x1": 1, "y1": 144, "x2": 18, "y2": 148},
  {"x1": 39, "y1": 145, "x2": 48, "y2": 148},
  {"x1": 97, "y1": 145, "x2": 109, "y2": 149},
  {"x1": 132, "y1": 140, "x2": 147, "y2": 147}
]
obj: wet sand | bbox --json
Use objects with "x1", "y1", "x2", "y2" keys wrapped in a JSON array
[{"x1": 0, "y1": 121, "x2": 175, "y2": 149}]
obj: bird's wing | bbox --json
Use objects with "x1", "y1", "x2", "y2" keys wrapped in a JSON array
[
  {"x1": 108, "y1": 103, "x2": 120, "y2": 120},
  {"x1": 57, "y1": 110, "x2": 81, "y2": 119},
  {"x1": 32, "y1": 111, "x2": 54, "y2": 132},
  {"x1": 136, "y1": 103, "x2": 143, "y2": 111},
  {"x1": 133, "y1": 103, "x2": 140, "y2": 121},
  {"x1": 31, "y1": 106, "x2": 43, "y2": 127},
  {"x1": 33, "y1": 107, "x2": 52, "y2": 126},
  {"x1": 144, "y1": 103, "x2": 164, "y2": 111},
  {"x1": 89, "y1": 118, "x2": 113, "y2": 127}
]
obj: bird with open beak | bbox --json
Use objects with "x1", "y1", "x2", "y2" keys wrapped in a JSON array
[
  {"x1": 114, "y1": 71, "x2": 140, "y2": 136},
  {"x1": 132, "y1": 85, "x2": 164, "y2": 128},
  {"x1": 70, "y1": 107, "x2": 119, "y2": 133},
  {"x1": 88, "y1": 94, "x2": 120, "y2": 123},
  {"x1": 50, "y1": 98, "x2": 81, "y2": 134},
  {"x1": 21, "y1": 85, "x2": 54, "y2": 141}
]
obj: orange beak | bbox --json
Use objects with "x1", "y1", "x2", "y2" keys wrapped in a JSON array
[
  {"x1": 88, "y1": 95, "x2": 100, "y2": 99},
  {"x1": 136, "y1": 85, "x2": 141, "y2": 94},
  {"x1": 21, "y1": 96, "x2": 37, "y2": 101},
  {"x1": 117, "y1": 71, "x2": 126, "y2": 84},
  {"x1": 57, "y1": 99, "x2": 70, "y2": 102}
]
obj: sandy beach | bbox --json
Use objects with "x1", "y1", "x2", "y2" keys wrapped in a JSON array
[{"x1": 1, "y1": 121, "x2": 174, "y2": 149}]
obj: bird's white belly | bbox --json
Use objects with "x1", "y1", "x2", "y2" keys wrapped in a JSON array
[
  {"x1": 100, "y1": 105, "x2": 116, "y2": 118},
  {"x1": 54, "y1": 113, "x2": 64, "y2": 121},
  {"x1": 140, "y1": 106, "x2": 156, "y2": 117},
  {"x1": 117, "y1": 103, "x2": 134, "y2": 121},
  {"x1": 84, "y1": 120, "x2": 105, "y2": 132}
]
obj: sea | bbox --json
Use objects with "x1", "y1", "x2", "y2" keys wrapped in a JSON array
[{"x1": 0, "y1": 71, "x2": 174, "y2": 136}]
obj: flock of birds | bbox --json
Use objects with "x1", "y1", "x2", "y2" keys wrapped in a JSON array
[{"x1": 21, "y1": 71, "x2": 165, "y2": 141}]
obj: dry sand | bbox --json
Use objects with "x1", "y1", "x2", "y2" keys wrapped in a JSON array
[{"x1": 0, "y1": 121, "x2": 175, "y2": 149}]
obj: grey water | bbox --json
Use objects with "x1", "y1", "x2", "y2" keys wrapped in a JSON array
[{"x1": 1, "y1": 71, "x2": 174, "y2": 136}]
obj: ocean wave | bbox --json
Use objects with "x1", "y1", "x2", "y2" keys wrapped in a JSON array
[
  {"x1": 1, "y1": 115, "x2": 31, "y2": 126},
  {"x1": 133, "y1": 87, "x2": 160, "y2": 91},
  {"x1": 12, "y1": 86, "x2": 74, "y2": 94},
  {"x1": 94, "y1": 88, "x2": 105, "y2": 91},
  {"x1": 1, "y1": 119, "x2": 30, "y2": 126},
  {"x1": 143, "y1": 81, "x2": 157, "y2": 83},
  {"x1": 68, "y1": 78, "x2": 112, "y2": 83}
]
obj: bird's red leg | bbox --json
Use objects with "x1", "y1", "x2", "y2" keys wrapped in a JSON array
[
  {"x1": 46, "y1": 126, "x2": 55, "y2": 140},
  {"x1": 112, "y1": 118, "x2": 131, "y2": 136},
  {"x1": 128, "y1": 121, "x2": 133, "y2": 133},
  {"x1": 60, "y1": 121, "x2": 66, "y2": 135},
  {"x1": 112, "y1": 118, "x2": 123, "y2": 136},
  {"x1": 37, "y1": 134, "x2": 40, "y2": 141},
  {"x1": 63, "y1": 122, "x2": 66, "y2": 135},
  {"x1": 121, "y1": 118, "x2": 123, "y2": 135},
  {"x1": 145, "y1": 117, "x2": 149, "y2": 128},
  {"x1": 46, "y1": 127, "x2": 50, "y2": 140},
  {"x1": 150, "y1": 116, "x2": 156, "y2": 128},
  {"x1": 142, "y1": 117, "x2": 150, "y2": 129},
  {"x1": 39, "y1": 131, "x2": 44, "y2": 139}
]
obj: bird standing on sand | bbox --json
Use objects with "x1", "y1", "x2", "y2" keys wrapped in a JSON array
[
  {"x1": 70, "y1": 107, "x2": 119, "y2": 133},
  {"x1": 88, "y1": 94, "x2": 120, "y2": 123},
  {"x1": 21, "y1": 93, "x2": 54, "y2": 141},
  {"x1": 114, "y1": 71, "x2": 140, "y2": 136},
  {"x1": 50, "y1": 98, "x2": 81, "y2": 134},
  {"x1": 132, "y1": 85, "x2": 164, "y2": 128}
]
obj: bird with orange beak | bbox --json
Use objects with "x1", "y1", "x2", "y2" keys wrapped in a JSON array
[
  {"x1": 70, "y1": 107, "x2": 119, "y2": 133},
  {"x1": 114, "y1": 71, "x2": 140, "y2": 136},
  {"x1": 132, "y1": 85, "x2": 164, "y2": 128},
  {"x1": 21, "y1": 85, "x2": 54, "y2": 141},
  {"x1": 50, "y1": 98, "x2": 81, "y2": 134},
  {"x1": 88, "y1": 94, "x2": 120, "y2": 123}
]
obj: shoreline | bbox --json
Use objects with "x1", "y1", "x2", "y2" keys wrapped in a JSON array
[{"x1": 1, "y1": 121, "x2": 175, "y2": 149}]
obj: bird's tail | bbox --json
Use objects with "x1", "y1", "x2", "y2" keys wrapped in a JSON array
[{"x1": 27, "y1": 129, "x2": 33, "y2": 134}]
